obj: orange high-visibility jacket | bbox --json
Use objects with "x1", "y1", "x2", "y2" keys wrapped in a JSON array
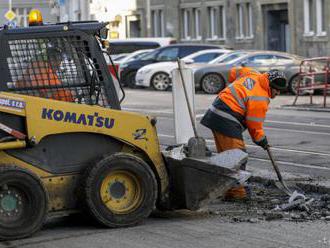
[
  {"x1": 219, "y1": 72, "x2": 271, "y2": 143},
  {"x1": 23, "y1": 61, "x2": 74, "y2": 102},
  {"x1": 228, "y1": 66, "x2": 255, "y2": 83}
]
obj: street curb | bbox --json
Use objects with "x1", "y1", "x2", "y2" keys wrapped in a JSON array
[
  {"x1": 279, "y1": 105, "x2": 330, "y2": 112},
  {"x1": 249, "y1": 175, "x2": 330, "y2": 195}
]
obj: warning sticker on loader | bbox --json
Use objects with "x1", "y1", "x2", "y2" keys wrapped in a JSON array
[{"x1": 0, "y1": 97, "x2": 25, "y2": 109}]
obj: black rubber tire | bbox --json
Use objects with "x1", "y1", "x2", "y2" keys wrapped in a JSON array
[
  {"x1": 151, "y1": 72, "x2": 171, "y2": 91},
  {"x1": 83, "y1": 153, "x2": 157, "y2": 227},
  {"x1": 201, "y1": 73, "x2": 225, "y2": 94},
  {"x1": 125, "y1": 71, "x2": 137, "y2": 89},
  {"x1": 0, "y1": 166, "x2": 48, "y2": 240},
  {"x1": 288, "y1": 74, "x2": 309, "y2": 95}
]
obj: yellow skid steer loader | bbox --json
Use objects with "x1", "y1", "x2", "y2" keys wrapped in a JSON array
[{"x1": 0, "y1": 13, "x2": 249, "y2": 240}]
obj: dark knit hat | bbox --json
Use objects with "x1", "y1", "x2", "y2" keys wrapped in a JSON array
[{"x1": 268, "y1": 69, "x2": 287, "y2": 90}]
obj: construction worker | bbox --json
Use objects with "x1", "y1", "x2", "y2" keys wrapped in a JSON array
[
  {"x1": 228, "y1": 66, "x2": 257, "y2": 83},
  {"x1": 200, "y1": 69, "x2": 287, "y2": 199},
  {"x1": 18, "y1": 47, "x2": 73, "y2": 102}
]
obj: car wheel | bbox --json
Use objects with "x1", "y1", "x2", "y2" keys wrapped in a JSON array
[
  {"x1": 83, "y1": 153, "x2": 157, "y2": 227},
  {"x1": 201, "y1": 73, "x2": 225, "y2": 94},
  {"x1": 151, "y1": 72, "x2": 171, "y2": 91},
  {"x1": 126, "y1": 71, "x2": 137, "y2": 89},
  {"x1": 288, "y1": 74, "x2": 310, "y2": 95}
]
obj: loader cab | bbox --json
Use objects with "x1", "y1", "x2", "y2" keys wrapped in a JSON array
[{"x1": 0, "y1": 21, "x2": 122, "y2": 110}]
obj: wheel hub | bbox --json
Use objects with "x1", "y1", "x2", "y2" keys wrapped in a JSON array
[
  {"x1": 153, "y1": 73, "x2": 169, "y2": 90},
  {"x1": 109, "y1": 181, "x2": 126, "y2": 199},
  {"x1": 0, "y1": 188, "x2": 23, "y2": 219},
  {"x1": 100, "y1": 171, "x2": 142, "y2": 214},
  {"x1": 202, "y1": 74, "x2": 223, "y2": 94}
]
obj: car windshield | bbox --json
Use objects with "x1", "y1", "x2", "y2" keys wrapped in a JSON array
[
  {"x1": 209, "y1": 52, "x2": 247, "y2": 64},
  {"x1": 112, "y1": 54, "x2": 128, "y2": 62},
  {"x1": 122, "y1": 50, "x2": 153, "y2": 63},
  {"x1": 140, "y1": 50, "x2": 159, "y2": 61}
]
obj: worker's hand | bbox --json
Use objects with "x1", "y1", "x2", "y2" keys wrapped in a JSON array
[{"x1": 255, "y1": 136, "x2": 269, "y2": 150}]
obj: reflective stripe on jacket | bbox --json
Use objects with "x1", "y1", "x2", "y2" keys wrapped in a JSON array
[
  {"x1": 219, "y1": 72, "x2": 271, "y2": 143},
  {"x1": 200, "y1": 97, "x2": 245, "y2": 140},
  {"x1": 228, "y1": 66, "x2": 255, "y2": 83}
]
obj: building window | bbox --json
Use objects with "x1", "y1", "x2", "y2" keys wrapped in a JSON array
[
  {"x1": 182, "y1": 9, "x2": 191, "y2": 40},
  {"x1": 316, "y1": 0, "x2": 326, "y2": 35},
  {"x1": 208, "y1": 6, "x2": 226, "y2": 40},
  {"x1": 193, "y1": 8, "x2": 201, "y2": 40},
  {"x1": 209, "y1": 7, "x2": 217, "y2": 39},
  {"x1": 236, "y1": 4, "x2": 244, "y2": 38},
  {"x1": 151, "y1": 9, "x2": 164, "y2": 37},
  {"x1": 246, "y1": 3, "x2": 253, "y2": 37},
  {"x1": 304, "y1": 0, "x2": 314, "y2": 35},
  {"x1": 236, "y1": 3, "x2": 253, "y2": 39},
  {"x1": 160, "y1": 10, "x2": 165, "y2": 37},
  {"x1": 13, "y1": 8, "x2": 31, "y2": 27},
  {"x1": 219, "y1": 6, "x2": 226, "y2": 39}
]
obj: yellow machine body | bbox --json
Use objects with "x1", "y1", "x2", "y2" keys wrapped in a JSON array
[{"x1": 0, "y1": 92, "x2": 169, "y2": 213}]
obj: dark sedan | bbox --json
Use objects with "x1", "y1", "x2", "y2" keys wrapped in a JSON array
[
  {"x1": 120, "y1": 43, "x2": 230, "y2": 88},
  {"x1": 194, "y1": 51, "x2": 304, "y2": 94}
]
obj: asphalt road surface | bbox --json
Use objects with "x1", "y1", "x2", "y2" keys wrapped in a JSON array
[
  {"x1": 123, "y1": 90, "x2": 330, "y2": 179},
  {"x1": 1, "y1": 89, "x2": 330, "y2": 248}
]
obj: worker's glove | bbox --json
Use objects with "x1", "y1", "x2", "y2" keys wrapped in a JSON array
[{"x1": 255, "y1": 136, "x2": 269, "y2": 150}]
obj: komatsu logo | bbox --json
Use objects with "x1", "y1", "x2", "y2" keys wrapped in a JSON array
[{"x1": 41, "y1": 108, "x2": 115, "y2": 129}]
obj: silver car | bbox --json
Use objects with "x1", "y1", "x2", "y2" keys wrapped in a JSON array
[{"x1": 194, "y1": 51, "x2": 304, "y2": 94}]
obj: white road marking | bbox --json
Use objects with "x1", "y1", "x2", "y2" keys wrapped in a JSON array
[
  {"x1": 122, "y1": 107, "x2": 173, "y2": 114},
  {"x1": 264, "y1": 126, "x2": 330, "y2": 136},
  {"x1": 159, "y1": 133, "x2": 330, "y2": 170},
  {"x1": 158, "y1": 134, "x2": 330, "y2": 156},
  {"x1": 265, "y1": 120, "x2": 330, "y2": 128},
  {"x1": 249, "y1": 157, "x2": 330, "y2": 172},
  {"x1": 124, "y1": 108, "x2": 330, "y2": 129}
]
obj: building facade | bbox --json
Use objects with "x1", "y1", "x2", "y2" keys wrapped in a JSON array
[
  {"x1": 0, "y1": 0, "x2": 57, "y2": 27},
  {"x1": 54, "y1": 0, "x2": 90, "y2": 22},
  {"x1": 88, "y1": 0, "x2": 143, "y2": 39},
  {"x1": 136, "y1": 0, "x2": 330, "y2": 57}
]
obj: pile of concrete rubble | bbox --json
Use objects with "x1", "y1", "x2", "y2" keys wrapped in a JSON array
[{"x1": 207, "y1": 182, "x2": 330, "y2": 223}]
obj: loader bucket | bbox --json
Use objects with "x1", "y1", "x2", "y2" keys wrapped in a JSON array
[{"x1": 163, "y1": 148, "x2": 251, "y2": 210}]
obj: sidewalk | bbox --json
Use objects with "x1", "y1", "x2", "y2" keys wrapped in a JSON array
[{"x1": 271, "y1": 95, "x2": 330, "y2": 112}]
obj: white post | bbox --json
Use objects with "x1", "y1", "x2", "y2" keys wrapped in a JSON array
[
  {"x1": 171, "y1": 61, "x2": 196, "y2": 144},
  {"x1": 9, "y1": 0, "x2": 12, "y2": 10}
]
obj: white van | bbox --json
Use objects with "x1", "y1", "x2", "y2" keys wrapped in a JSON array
[{"x1": 108, "y1": 37, "x2": 176, "y2": 54}]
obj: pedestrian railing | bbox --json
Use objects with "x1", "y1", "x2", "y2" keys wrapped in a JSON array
[{"x1": 293, "y1": 57, "x2": 330, "y2": 107}]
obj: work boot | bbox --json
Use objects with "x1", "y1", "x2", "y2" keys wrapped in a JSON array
[{"x1": 225, "y1": 185, "x2": 248, "y2": 200}]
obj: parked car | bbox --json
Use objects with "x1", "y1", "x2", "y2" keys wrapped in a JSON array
[
  {"x1": 194, "y1": 51, "x2": 304, "y2": 94},
  {"x1": 118, "y1": 49, "x2": 154, "y2": 65},
  {"x1": 121, "y1": 44, "x2": 229, "y2": 87},
  {"x1": 106, "y1": 50, "x2": 154, "y2": 84},
  {"x1": 108, "y1": 53, "x2": 129, "y2": 64},
  {"x1": 108, "y1": 37, "x2": 176, "y2": 55},
  {"x1": 186, "y1": 50, "x2": 250, "y2": 78},
  {"x1": 135, "y1": 49, "x2": 230, "y2": 91}
]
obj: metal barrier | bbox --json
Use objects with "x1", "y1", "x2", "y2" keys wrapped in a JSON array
[{"x1": 293, "y1": 57, "x2": 330, "y2": 107}]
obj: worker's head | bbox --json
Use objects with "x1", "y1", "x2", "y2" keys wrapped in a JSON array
[
  {"x1": 267, "y1": 69, "x2": 287, "y2": 99},
  {"x1": 47, "y1": 47, "x2": 62, "y2": 68}
]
